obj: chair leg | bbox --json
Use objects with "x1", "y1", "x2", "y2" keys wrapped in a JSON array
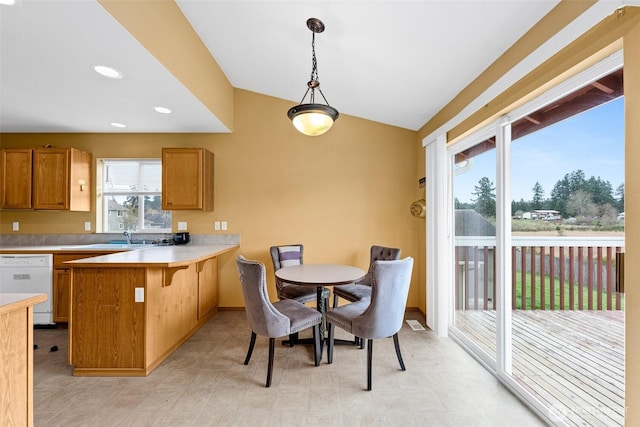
[
  {"x1": 367, "y1": 339, "x2": 373, "y2": 391},
  {"x1": 327, "y1": 322, "x2": 335, "y2": 364},
  {"x1": 244, "y1": 331, "x2": 257, "y2": 365},
  {"x1": 393, "y1": 333, "x2": 406, "y2": 371},
  {"x1": 332, "y1": 293, "x2": 339, "y2": 308},
  {"x1": 287, "y1": 332, "x2": 299, "y2": 347},
  {"x1": 266, "y1": 337, "x2": 275, "y2": 387},
  {"x1": 313, "y1": 324, "x2": 321, "y2": 366},
  {"x1": 359, "y1": 336, "x2": 365, "y2": 349}
]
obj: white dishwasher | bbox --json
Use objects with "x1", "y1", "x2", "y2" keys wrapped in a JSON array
[{"x1": 0, "y1": 254, "x2": 54, "y2": 325}]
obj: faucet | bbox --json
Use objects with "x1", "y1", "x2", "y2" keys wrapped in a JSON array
[{"x1": 123, "y1": 230, "x2": 132, "y2": 245}]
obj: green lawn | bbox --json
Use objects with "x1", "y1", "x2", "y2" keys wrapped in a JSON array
[{"x1": 513, "y1": 272, "x2": 624, "y2": 310}]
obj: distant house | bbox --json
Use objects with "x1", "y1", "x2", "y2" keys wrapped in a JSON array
[
  {"x1": 107, "y1": 199, "x2": 128, "y2": 230},
  {"x1": 522, "y1": 209, "x2": 560, "y2": 220}
]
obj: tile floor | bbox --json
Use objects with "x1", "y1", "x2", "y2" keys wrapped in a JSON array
[{"x1": 33, "y1": 311, "x2": 546, "y2": 426}]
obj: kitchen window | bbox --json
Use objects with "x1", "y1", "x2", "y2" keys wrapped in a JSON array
[{"x1": 99, "y1": 159, "x2": 171, "y2": 233}]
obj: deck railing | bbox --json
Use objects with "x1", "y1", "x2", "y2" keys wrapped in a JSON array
[{"x1": 455, "y1": 236, "x2": 625, "y2": 311}]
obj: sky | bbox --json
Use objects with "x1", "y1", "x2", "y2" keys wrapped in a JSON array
[{"x1": 454, "y1": 97, "x2": 624, "y2": 204}]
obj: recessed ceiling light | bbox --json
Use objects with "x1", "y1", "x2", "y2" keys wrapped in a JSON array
[
  {"x1": 110, "y1": 122, "x2": 126, "y2": 128},
  {"x1": 0, "y1": 0, "x2": 17, "y2": 6},
  {"x1": 154, "y1": 106, "x2": 172, "y2": 114},
  {"x1": 94, "y1": 65, "x2": 123, "y2": 79}
]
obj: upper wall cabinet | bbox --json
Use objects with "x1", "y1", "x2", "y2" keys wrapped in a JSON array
[
  {"x1": 0, "y1": 148, "x2": 33, "y2": 209},
  {"x1": 162, "y1": 148, "x2": 214, "y2": 211},
  {"x1": 0, "y1": 147, "x2": 92, "y2": 211}
]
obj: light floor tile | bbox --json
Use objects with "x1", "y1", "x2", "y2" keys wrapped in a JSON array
[{"x1": 33, "y1": 311, "x2": 545, "y2": 426}]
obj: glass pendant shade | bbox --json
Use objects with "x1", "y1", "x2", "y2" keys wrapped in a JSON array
[
  {"x1": 288, "y1": 18, "x2": 338, "y2": 137},
  {"x1": 287, "y1": 103, "x2": 339, "y2": 136}
]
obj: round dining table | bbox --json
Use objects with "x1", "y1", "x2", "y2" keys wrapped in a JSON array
[{"x1": 275, "y1": 263, "x2": 365, "y2": 349}]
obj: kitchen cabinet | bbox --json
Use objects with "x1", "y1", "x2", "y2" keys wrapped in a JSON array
[
  {"x1": 33, "y1": 147, "x2": 92, "y2": 211},
  {"x1": 0, "y1": 148, "x2": 33, "y2": 209},
  {"x1": 162, "y1": 147, "x2": 214, "y2": 211},
  {"x1": 53, "y1": 253, "x2": 103, "y2": 322},
  {"x1": 0, "y1": 147, "x2": 92, "y2": 211}
]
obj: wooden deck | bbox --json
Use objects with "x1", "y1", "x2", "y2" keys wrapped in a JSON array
[{"x1": 455, "y1": 310, "x2": 624, "y2": 426}]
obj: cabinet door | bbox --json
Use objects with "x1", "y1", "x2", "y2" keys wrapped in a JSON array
[
  {"x1": 0, "y1": 148, "x2": 33, "y2": 209},
  {"x1": 53, "y1": 268, "x2": 70, "y2": 322},
  {"x1": 68, "y1": 148, "x2": 92, "y2": 212},
  {"x1": 33, "y1": 148, "x2": 69, "y2": 210},
  {"x1": 162, "y1": 148, "x2": 214, "y2": 210},
  {"x1": 53, "y1": 252, "x2": 104, "y2": 323}
]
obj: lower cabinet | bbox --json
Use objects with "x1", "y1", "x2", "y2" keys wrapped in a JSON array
[
  {"x1": 69, "y1": 255, "x2": 221, "y2": 376},
  {"x1": 53, "y1": 253, "x2": 104, "y2": 323}
]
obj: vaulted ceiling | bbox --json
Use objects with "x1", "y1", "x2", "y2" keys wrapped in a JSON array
[{"x1": 1, "y1": 0, "x2": 611, "y2": 134}]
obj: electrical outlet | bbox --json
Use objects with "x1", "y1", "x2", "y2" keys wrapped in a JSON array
[
  {"x1": 221, "y1": 221, "x2": 228, "y2": 231},
  {"x1": 178, "y1": 221, "x2": 187, "y2": 231},
  {"x1": 12, "y1": 221, "x2": 19, "y2": 232},
  {"x1": 135, "y1": 288, "x2": 145, "y2": 303},
  {"x1": 214, "y1": 221, "x2": 221, "y2": 231},
  {"x1": 84, "y1": 221, "x2": 91, "y2": 231}
]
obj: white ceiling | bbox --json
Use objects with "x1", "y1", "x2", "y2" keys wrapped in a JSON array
[{"x1": 0, "y1": 0, "x2": 582, "y2": 134}]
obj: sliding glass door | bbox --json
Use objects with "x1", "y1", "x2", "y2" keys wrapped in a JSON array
[
  {"x1": 508, "y1": 84, "x2": 625, "y2": 426},
  {"x1": 445, "y1": 57, "x2": 625, "y2": 425}
]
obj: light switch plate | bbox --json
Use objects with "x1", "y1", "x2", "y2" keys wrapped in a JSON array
[
  {"x1": 12, "y1": 222, "x2": 19, "y2": 231},
  {"x1": 135, "y1": 287, "x2": 144, "y2": 303},
  {"x1": 214, "y1": 221, "x2": 220, "y2": 231},
  {"x1": 84, "y1": 221, "x2": 91, "y2": 231},
  {"x1": 177, "y1": 221, "x2": 187, "y2": 231},
  {"x1": 221, "y1": 221, "x2": 228, "y2": 231}
]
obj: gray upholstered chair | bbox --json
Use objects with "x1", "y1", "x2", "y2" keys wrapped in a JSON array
[
  {"x1": 332, "y1": 245, "x2": 402, "y2": 308},
  {"x1": 332, "y1": 245, "x2": 401, "y2": 348},
  {"x1": 270, "y1": 244, "x2": 330, "y2": 309},
  {"x1": 236, "y1": 256, "x2": 322, "y2": 387},
  {"x1": 326, "y1": 257, "x2": 414, "y2": 390}
]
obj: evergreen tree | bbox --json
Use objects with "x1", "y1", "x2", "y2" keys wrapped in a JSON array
[
  {"x1": 615, "y1": 183, "x2": 625, "y2": 212},
  {"x1": 511, "y1": 199, "x2": 531, "y2": 217},
  {"x1": 472, "y1": 177, "x2": 496, "y2": 218},
  {"x1": 532, "y1": 182, "x2": 544, "y2": 209}
]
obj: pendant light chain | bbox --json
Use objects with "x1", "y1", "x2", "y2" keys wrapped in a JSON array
[
  {"x1": 309, "y1": 31, "x2": 332, "y2": 106},
  {"x1": 309, "y1": 31, "x2": 318, "y2": 103}
]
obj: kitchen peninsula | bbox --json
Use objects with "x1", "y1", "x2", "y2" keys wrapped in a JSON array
[
  {"x1": 66, "y1": 244, "x2": 237, "y2": 377},
  {"x1": 0, "y1": 293, "x2": 46, "y2": 427}
]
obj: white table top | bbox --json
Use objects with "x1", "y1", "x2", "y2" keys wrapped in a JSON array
[{"x1": 275, "y1": 264, "x2": 365, "y2": 286}]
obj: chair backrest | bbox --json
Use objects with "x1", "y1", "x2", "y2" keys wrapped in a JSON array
[
  {"x1": 269, "y1": 244, "x2": 304, "y2": 291},
  {"x1": 357, "y1": 245, "x2": 402, "y2": 286},
  {"x1": 351, "y1": 257, "x2": 414, "y2": 339},
  {"x1": 236, "y1": 256, "x2": 290, "y2": 338}
]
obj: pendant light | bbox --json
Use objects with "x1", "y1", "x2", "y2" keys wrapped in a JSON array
[{"x1": 287, "y1": 18, "x2": 339, "y2": 137}]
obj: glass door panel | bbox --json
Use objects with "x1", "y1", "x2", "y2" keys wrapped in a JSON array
[
  {"x1": 509, "y1": 84, "x2": 624, "y2": 426},
  {"x1": 452, "y1": 137, "x2": 497, "y2": 362}
]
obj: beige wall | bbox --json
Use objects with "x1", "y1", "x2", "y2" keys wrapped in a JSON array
[{"x1": 0, "y1": 88, "x2": 423, "y2": 310}]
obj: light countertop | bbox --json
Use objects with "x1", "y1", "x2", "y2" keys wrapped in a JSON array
[
  {"x1": 0, "y1": 293, "x2": 48, "y2": 315},
  {"x1": 64, "y1": 244, "x2": 239, "y2": 268}
]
